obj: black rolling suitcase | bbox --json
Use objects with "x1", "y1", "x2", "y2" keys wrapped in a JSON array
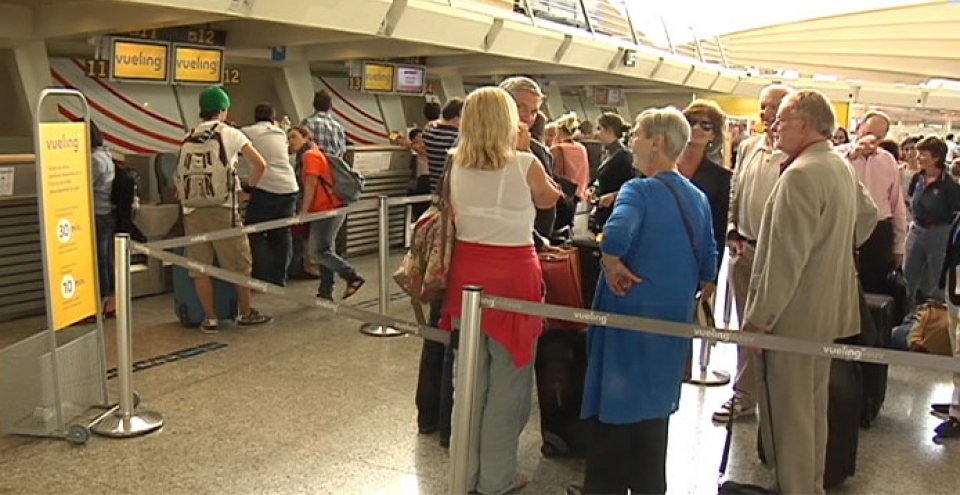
[
  {"x1": 758, "y1": 358, "x2": 862, "y2": 490},
  {"x1": 535, "y1": 329, "x2": 589, "y2": 458},
  {"x1": 861, "y1": 293, "x2": 894, "y2": 427},
  {"x1": 571, "y1": 236, "x2": 602, "y2": 306}
]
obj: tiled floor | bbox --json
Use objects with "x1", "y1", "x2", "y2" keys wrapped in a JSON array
[{"x1": 0, "y1": 253, "x2": 958, "y2": 494}]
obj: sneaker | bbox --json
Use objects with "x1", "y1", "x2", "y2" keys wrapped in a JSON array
[
  {"x1": 237, "y1": 309, "x2": 273, "y2": 326},
  {"x1": 712, "y1": 396, "x2": 756, "y2": 423},
  {"x1": 934, "y1": 417, "x2": 960, "y2": 438},
  {"x1": 932, "y1": 403, "x2": 951, "y2": 418},
  {"x1": 200, "y1": 319, "x2": 219, "y2": 334}
]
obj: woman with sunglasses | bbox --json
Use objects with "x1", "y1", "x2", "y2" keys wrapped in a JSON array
[{"x1": 679, "y1": 100, "x2": 732, "y2": 273}]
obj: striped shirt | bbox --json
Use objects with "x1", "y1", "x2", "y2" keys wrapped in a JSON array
[
  {"x1": 424, "y1": 123, "x2": 460, "y2": 193},
  {"x1": 300, "y1": 111, "x2": 346, "y2": 158}
]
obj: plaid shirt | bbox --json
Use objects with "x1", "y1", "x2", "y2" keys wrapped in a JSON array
[{"x1": 300, "y1": 111, "x2": 346, "y2": 158}]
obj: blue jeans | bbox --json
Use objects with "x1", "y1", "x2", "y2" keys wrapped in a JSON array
[
  {"x1": 95, "y1": 214, "x2": 116, "y2": 299},
  {"x1": 308, "y1": 214, "x2": 359, "y2": 293},
  {"x1": 245, "y1": 189, "x2": 296, "y2": 286},
  {"x1": 903, "y1": 223, "x2": 950, "y2": 311}
]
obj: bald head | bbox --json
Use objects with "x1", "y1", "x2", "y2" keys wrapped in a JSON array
[
  {"x1": 759, "y1": 84, "x2": 793, "y2": 132},
  {"x1": 856, "y1": 111, "x2": 891, "y2": 140}
]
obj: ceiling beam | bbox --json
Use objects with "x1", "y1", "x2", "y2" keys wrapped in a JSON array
[
  {"x1": 297, "y1": 39, "x2": 462, "y2": 62},
  {"x1": 34, "y1": 2, "x2": 229, "y2": 40},
  {"x1": 220, "y1": 21, "x2": 364, "y2": 49},
  {"x1": 0, "y1": 3, "x2": 32, "y2": 41}
]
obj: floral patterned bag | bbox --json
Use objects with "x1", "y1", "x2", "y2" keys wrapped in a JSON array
[{"x1": 394, "y1": 171, "x2": 455, "y2": 305}]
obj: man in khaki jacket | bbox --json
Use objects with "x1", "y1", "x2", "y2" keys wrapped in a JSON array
[
  {"x1": 743, "y1": 89, "x2": 878, "y2": 494},
  {"x1": 714, "y1": 84, "x2": 791, "y2": 423}
]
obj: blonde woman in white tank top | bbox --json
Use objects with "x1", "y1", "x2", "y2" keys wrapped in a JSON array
[{"x1": 441, "y1": 87, "x2": 560, "y2": 494}]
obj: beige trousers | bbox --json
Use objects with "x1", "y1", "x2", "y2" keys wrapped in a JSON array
[
  {"x1": 758, "y1": 351, "x2": 831, "y2": 495},
  {"x1": 730, "y1": 243, "x2": 758, "y2": 407}
]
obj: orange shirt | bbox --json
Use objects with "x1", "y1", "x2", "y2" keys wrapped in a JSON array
[{"x1": 302, "y1": 145, "x2": 345, "y2": 212}]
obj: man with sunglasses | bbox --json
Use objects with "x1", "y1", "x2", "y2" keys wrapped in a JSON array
[
  {"x1": 713, "y1": 84, "x2": 792, "y2": 424},
  {"x1": 844, "y1": 111, "x2": 908, "y2": 295}
]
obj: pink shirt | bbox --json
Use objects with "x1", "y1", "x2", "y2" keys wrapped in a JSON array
[
  {"x1": 551, "y1": 141, "x2": 590, "y2": 200},
  {"x1": 843, "y1": 146, "x2": 907, "y2": 254}
]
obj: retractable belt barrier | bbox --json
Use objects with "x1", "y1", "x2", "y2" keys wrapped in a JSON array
[
  {"x1": 479, "y1": 295, "x2": 960, "y2": 373},
  {"x1": 133, "y1": 243, "x2": 450, "y2": 346},
  {"x1": 144, "y1": 194, "x2": 434, "y2": 250}
]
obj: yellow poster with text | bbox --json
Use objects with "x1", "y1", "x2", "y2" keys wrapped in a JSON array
[{"x1": 38, "y1": 122, "x2": 99, "y2": 330}]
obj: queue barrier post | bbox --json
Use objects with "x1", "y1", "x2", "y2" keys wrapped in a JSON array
[
  {"x1": 359, "y1": 195, "x2": 404, "y2": 337},
  {"x1": 91, "y1": 234, "x2": 163, "y2": 438},
  {"x1": 449, "y1": 286, "x2": 484, "y2": 494},
  {"x1": 686, "y1": 295, "x2": 731, "y2": 386}
]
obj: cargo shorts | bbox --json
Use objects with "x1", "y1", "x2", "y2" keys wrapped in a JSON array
[{"x1": 183, "y1": 207, "x2": 252, "y2": 278}]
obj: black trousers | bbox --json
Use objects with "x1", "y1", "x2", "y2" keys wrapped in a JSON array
[
  {"x1": 245, "y1": 189, "x2": 297, "y2": 287},
  {"x1": 414, "y1": 299, "x2": 454, "y2": 441},
  {"x1": 857, "y1": 219, "x2": 894, "y2": 294},
  {"x1": 582, "y1": 417, "x2": 670, "y2": 495}
]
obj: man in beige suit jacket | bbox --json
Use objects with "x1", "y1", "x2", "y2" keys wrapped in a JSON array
[{"x1": 744, "y1": 89, "x2": 878, "y2": 495}]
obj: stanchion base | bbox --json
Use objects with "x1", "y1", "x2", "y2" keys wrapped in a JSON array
[
  {"x1": 91, "y1": 410, "x2": 164, "y2": 438},
  {"x1": 359, "y1": 323, "x2": 405, "y2": 338},
  {"x1": 686, "y1": 368, "x2": 731, "y2": 386}
]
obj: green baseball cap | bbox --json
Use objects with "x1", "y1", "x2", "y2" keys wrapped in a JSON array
[{"x1": 199, "y1": 86, "x2": 232, "y2": 113}]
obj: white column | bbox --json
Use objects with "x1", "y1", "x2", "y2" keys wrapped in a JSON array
[
  {"x1": 274, "y1": 62, "x2": 316, "y2": 123},
  {"x1": 377, "y1": 95, "x2": 407, "y2": 136},
  {"x1": 13, "y1": 41, "x2": 56, "y2": 123},
  {"x1": 544, "y1": 83, "x2": 565, "y2": 120},
  {"x1": 439, "y1": 74, "x2": 465, "y2": 100}
]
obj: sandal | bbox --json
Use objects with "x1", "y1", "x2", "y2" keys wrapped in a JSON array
[
  {"x1": 238, "y1": 308, "x2": 273, "y2": 326},
  {"x1": 200, "y1": 319, "x2": 219, "y2": 334},
  {"x1": 342, "y1": 277, "x2": 365, "y2": 300}
]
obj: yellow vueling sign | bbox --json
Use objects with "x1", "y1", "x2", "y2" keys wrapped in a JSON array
[
  {"x1": 111, "y1": 39, "x2": 169, "y2": 82},
  {"x1": 173, "y1": 45, "x2": 224, "y2": 84},
  {"x1": 37, "y1": 122, "x2": 99, "y2": 330}
]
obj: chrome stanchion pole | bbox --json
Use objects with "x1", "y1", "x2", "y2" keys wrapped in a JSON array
[
  {"x1": 403, "y1": 203, "x2": 413, "y2": 249},
  {"x1": 687, "y1": 295, "x2": 730, "y2": 387},
  {"x1": 450, "y1": 286, "x2": 484, "y2": 494},
  {"x1": 92, "y1": 234, "x2": 163, "y2": 438},
  {"x1": 360, "y1": 195, "x2": 404, "y2": 337}
]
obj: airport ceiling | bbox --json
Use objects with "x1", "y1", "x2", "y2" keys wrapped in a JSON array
[
  {"x1": 721, "y1": 1, "x2": 960, "y2": 85},
  {"x1": 2, "y1": 0, "x2": 959, "y2": 109}
]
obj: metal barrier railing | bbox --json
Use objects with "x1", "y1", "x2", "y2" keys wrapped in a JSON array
[{"x1": 105, "y1": 191, "x2": 960, "y2": 492}]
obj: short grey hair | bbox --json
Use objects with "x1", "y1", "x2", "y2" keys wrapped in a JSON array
[
  {"x1": 498, "y1": 76, "x2": 543, "y2": 99},
  {"x1": 635, "y1": 107, "x2": 691, "y2": 161},
  {"x1": 786, "y1": 89, "x2": 837, "y2": 138},
  {"x1": 759, "y1": 83, "x2": 794, "y2": 102}
]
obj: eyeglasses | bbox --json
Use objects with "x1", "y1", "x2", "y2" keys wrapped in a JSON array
[
  {"x1": 774, "y1": 116, "x2": 804, "y2": 126},
  {"x1": 686, "y1": 118, "x2": 715, "y2": 132}
]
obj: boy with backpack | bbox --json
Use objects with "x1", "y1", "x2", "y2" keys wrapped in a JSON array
[{"x1": 176, "y1": 86, "x2": 272, "y2": 332}]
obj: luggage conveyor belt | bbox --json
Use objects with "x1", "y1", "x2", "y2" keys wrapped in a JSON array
[
  {"x1": 0, "y1": 155, "x2": 45, "y2": 321},
  {"x1": 343, "y1": 146, "x2": 415, "y2": 257}
]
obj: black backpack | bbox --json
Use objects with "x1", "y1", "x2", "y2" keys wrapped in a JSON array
[{"x1": 110, "y1": 161, "x2": 146, "y2": 242}]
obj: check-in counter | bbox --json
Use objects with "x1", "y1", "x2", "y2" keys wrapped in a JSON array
[
  {"x1": 343, "y1": 146, "x2": 414, "y2": 256},
  {"x1": 0, "y1": 155, "x2": 45, "y2": 321}
]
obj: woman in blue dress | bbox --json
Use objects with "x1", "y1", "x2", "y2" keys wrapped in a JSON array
[{"x1": 573, "y1": 107, "x2": 718, "y2": 495}]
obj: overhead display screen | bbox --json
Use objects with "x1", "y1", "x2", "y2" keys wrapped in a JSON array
[
  {"x1": 395, "y1": 66, "x2": 426, "y2": 94},
  {"x1": 363, "y1": 62, "x2": 396, "y2": 93},
  {"x1": 172, "y1": 45, "x2": 224, "y2": 85},
  {"x1": 111, "y1": 39, "x2": 170, "y2": 82}
]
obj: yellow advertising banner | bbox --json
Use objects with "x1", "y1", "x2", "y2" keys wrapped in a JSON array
[
  {"x1": 173, "y1": 45, "x2": 224, "y2": 84},
  {"x1": 111, "y1": 39, "x2": 170, "y2": 82},
  {"x1": 37, "y1": 122, "x2": 99, "y2": 330},
  {"x1": 363, "y1": 63, "x2": 395, "y2": 93}
]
